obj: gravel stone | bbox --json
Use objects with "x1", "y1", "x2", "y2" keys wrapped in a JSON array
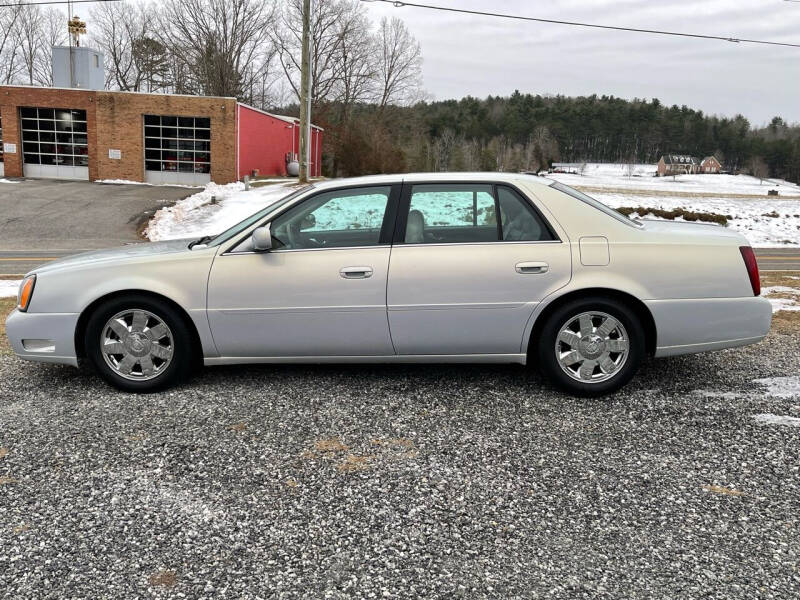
[{"x1": 1, "y1": 329, "x2": 799, "y2": 599}]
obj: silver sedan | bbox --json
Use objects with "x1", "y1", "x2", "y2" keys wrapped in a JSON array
[{"x1": 6, "y1": 173, "x2": 772, "y2": 395}]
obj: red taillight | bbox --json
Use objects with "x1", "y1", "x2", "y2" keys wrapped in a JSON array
[{"x1": 739, "y1": 246, "x2": 760, "y2": 296}]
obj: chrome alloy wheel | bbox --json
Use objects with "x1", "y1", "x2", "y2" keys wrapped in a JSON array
[
  {"x1": 555, "y1": 311, "x2": 630, "y2": 384},
  {"x1": 100, "y1": 309, "x2": 174, "y2": 381}
]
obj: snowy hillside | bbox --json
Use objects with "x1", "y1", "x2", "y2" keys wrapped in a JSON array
[{"x1": 549, "y1": 163, "x2": 800, "y2": 247}]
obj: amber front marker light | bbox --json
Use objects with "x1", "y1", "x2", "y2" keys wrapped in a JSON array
[{"x1": 17, "y1": 275, "x2": 36, "y2": 312}]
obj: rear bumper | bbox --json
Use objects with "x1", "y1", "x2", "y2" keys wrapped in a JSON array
[
  {"x1": 646, "y1": 296, "x2": 772, "y2": 358},
  {"x1": 5, "y1": 309, "x2": 80, "y2": 367}
]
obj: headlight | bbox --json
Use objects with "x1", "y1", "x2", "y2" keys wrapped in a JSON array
[{"x1": 17, "y1": 275, "x2": 36, "y2": 312}]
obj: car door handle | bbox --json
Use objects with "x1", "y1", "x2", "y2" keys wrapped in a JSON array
[
  {"x1": 515, "y1": 261, "x2": 549, "y2": 274},
  {"x1": 340, "y1": 266, "x2": 373, "y2": 279}
]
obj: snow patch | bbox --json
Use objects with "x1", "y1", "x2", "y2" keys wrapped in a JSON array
[
  {"x1": 762, "y1": 286, "x2": 800, "y2": 313},
  {"x1": 96, "y1": 179, "x2": 202, "y2": 188},
  {"x1": 753, "y1": 376, "x2": 800, "y2": 398},
  {"x1": 753, "y1": 413, "x2": 800, "y2": 427},
  {"x1": 146, "y1": 181, "x2": 302, "y2": 241},
  {"x1": 0, "y1": 178, "x2": 19, "y2": 184},
  {"x1": 0, "y1": 280, "x2": 21, "y2": 298}
]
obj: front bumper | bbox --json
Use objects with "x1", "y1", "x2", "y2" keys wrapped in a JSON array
[
  {"x1": 646, "y1": 296, "x2": 772, "y2": 358},
  {"x1": 5, "y1": 309, "x2": 80, "y2": 367}
]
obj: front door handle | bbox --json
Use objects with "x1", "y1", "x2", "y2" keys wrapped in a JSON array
[
  {"x1": 340, "y1": 266, "x2": 373, "y2": 279},
  {"x1": 515, "y1": 261, "x2": 549, "y2": 274}
]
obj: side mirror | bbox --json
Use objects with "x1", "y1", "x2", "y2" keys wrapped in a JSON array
[{"x1": 251, "y1": 225, "x2": 272, "y2": 252}]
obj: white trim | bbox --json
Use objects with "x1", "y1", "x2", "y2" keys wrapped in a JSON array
[
  {"x1": 236, "y1": 103, "x2": 240, "y2": 179},
  {"x1": 0, "y1": 84, "x2": 237, "y2": 102},
  {"x1": 235, "y1": 102, "x2": 324, "y2": 131}
]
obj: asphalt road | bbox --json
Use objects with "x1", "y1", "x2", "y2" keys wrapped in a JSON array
[
  {"x1": 1, "y1": 327, "x2": 799, "y2": 598},
  {"x1": 0, "y1": 179, "x2": 195, "y2": 252},
  {"x1": 1, "y1": 247, "x2": 798, "y2": 278}
]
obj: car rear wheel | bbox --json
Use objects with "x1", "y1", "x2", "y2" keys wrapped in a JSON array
[
  {"x1": 536, "y1": 297, "x2": 644, "y2": 396},
  {"x1": 85, "y1": 295, "x2": 193, "y2": 393}
]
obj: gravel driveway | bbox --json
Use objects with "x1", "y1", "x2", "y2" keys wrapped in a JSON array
[{"x1": 1, "y1": 328, "x2": 799, "y2": 599}]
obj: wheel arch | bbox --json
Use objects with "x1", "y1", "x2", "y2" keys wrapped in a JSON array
[
  {"x1": 525, "y1": 287, "x2": 657, "y2": 361},
  {"x1": 74, "y1": 289, "x2": 204, "y2": 365}
]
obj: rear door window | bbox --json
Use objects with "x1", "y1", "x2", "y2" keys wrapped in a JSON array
[
  {"x1": 404, "y1": 184, "x2": 497, "y2": 244},
  {"x1": 401, "y1": 183, "x2": 554, "y2": 244}
]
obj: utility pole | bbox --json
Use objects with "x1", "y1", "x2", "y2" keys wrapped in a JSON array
[{"x1": 298, "y1": 0, "x2": 312, "y2": 183}]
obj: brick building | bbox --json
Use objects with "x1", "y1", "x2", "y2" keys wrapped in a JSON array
[
  {"x1": 656, "y1": 154, "x2": 700, "y2": 177},
  {"x1": 0, "y1": 86, "x2": 322, "y2": 185},
  {"x1": 700, "y1": 155, "x2": 722, "y2": 174}
]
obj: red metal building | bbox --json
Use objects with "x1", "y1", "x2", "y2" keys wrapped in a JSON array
[{"x1": 236, "y1": 103, "x2": 323, "y2": 180}]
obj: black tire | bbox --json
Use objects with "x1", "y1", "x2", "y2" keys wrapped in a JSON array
[
  {"x1": 84, "y1": 295, "x2": 194, "y2": 393},
  {"x1": 536, "y1": 296, "x2": 644, "y2": 397}
]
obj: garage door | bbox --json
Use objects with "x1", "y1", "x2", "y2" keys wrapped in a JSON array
[
  {"x1": 144, "y1": 115, "x2": 211, "y2": 186},
  {"x1": 20, "y1": 107, "x2": 89, "y2": 180}
]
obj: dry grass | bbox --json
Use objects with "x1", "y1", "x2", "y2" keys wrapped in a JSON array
[
  {"x1": 616, "y1": 205, "x2": 730, "y2": 226},
  {"x1": 574, "y1": 185, "x2": 800, "y2": 201},
  {"x1": 761, "y1": 274, "x2": 800, "y2": 333},
  {"x1": 703, "y1": 484, "x2": 745, "y2": 497},
  {"x1": 0, "y1": 476, "x2": 17, "y2": 485},
  {"x1": 0, "y1": 297, "x2": 16, "y2": 356},
  {"x1": 336, "y1": 454, "x2": 371, "y2": 473},
  {"x1": 227, "y1": 422, "x2": 247, "y2": 433},
  {"x1": 313, "y1": 438, "x2": 349, "y2": 454},
  {"x1": 149, "y1": 570, "x2": 178, "y2": 589},
  {"x1": 0, "y1": 447, "x2": 8, "y2": 460}
]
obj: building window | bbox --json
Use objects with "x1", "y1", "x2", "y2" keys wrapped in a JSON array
[
  {"x1": 143, "y1": 115, "x2": 211, "y2": 174},
  {"x1": 19, "y1": 107, "x2": 88, "y2": 167}
]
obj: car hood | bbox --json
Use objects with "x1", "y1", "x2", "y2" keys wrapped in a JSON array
[{"x1": 30, "y1": 239, "x2": 196, "y2": 275}]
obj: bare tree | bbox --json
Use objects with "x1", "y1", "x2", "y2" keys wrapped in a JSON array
[
  {"x1": 334, "y1": 3, "x2": 376, "y2": 117},
  {"x1": 90, "y1": 2, "x2": 161, "y2": 91},
  {"x1": 158, "y1": 0, "x2": 277, "y2": 99},
  {"x1": 0, "y1": 2, "x2": 25, "y2": 84},
  {"x1": 748, "y1": 155, "x2": 769, "y2": 184},
  {"x1": 375, "y1": 16, "x2": 422, "y2": 110},
  {"x1": 273, "y1": 0, "x2": 358, "y2": 107}
]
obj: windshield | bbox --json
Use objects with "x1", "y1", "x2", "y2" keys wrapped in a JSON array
[
  {"x1": 549, "y1": 181, "x2": 642, "y2": 228},
  {"x1": 205, "y1": 185, "x2": 315, "y2": 247}
]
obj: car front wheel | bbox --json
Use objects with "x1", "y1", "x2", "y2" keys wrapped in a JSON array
[
  {"x1": 537, "y1": 297, "x2": 644, "y2": 396},
  {"x1": 84, "y1": 295, "x2": 193, "y2": 393}
]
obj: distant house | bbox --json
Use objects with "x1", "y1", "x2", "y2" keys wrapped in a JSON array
[
  {"x1": 657, "y1": 155, "x2": 700, "y2": 176},
  {"x1": 700, "y1": 156, "x2": 722, "y2": 174}
]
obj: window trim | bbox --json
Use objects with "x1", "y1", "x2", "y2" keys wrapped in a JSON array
[
  {"x1": 393, "y1": 180, "x2": 561, "y2": 246},
  {"x1": 223, "y1": 183, "x2": 402, "y2": 255}
]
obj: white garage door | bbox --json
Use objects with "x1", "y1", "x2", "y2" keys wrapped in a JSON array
[
  {"x1": 20, "y1": 107, "x2": 89, "y2": 180},
  {"x1": 144, "y1": 115, "x2": 211, "y2": 186}
]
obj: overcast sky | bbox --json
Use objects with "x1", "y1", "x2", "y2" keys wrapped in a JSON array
[{"x1": 360, "y1": 0, "x2": 800, "y2": 125}]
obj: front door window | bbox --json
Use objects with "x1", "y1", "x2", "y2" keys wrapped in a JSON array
[{"x1": 271, "y1": 186, "x2": 392, "y2": 250}]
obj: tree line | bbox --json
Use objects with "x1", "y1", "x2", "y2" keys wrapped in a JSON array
[
  {"x1": 1, "y1": 0, "x2": 797, "y2": 183},
  {"x1": 326, "y1": 93, "x2": 800, "y2": 183}
]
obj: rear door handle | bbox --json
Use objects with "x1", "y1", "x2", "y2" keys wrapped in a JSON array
[
  {"x1": 515, "y1": 261, "x2": 549, "y2": 274},
  {"x1": 340, "y1": 266, "x2": 373, "y2": 279}
]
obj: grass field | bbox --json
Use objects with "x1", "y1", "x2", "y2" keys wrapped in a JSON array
[{"x1": 0, "y1": 297, "x2": 16, "y2": 355}]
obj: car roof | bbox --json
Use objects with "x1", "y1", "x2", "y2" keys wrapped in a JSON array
[{"x1": 311, "y1": 172, "x2": 555, "y2": 190}]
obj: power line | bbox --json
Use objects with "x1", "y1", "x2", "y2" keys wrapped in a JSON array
[
  {"x1": 0, "y1": 0, "x2": 120, "y2": 7},
  {"x1": 361, "y1": 0, "x2": 800, "y2": 49}
]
